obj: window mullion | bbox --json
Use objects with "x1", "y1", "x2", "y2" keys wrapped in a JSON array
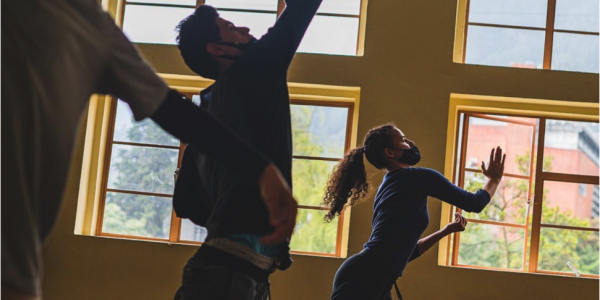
[
  {"x1": 169, "y1": 141, "x2": 187, "y2": 243},
  {"x1": 522, "y1": 121, "x2": 538, "y2": 272},
  {"x1": 96, "y1": 97, "x2": 119, "y2": 236},
  {"x1": 461, "y1": 0, "x2": 471, "y2": 63},
  {"x1": 543, "y1": 0, "x2": 557, "y2": 69},
  {"x1": 528, "y1": 118, "x2": 547, "y2": 272},
  {"x1": 452, "y1": 114, "x2": 471, "y2": 266}
]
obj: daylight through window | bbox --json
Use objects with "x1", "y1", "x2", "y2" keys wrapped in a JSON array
[
  {"x1": 121, "y1": 0, "x2": 365, "y2": 56},
  {"x1": 449, "y1": 112, "x2": 599, "y2": 278}
]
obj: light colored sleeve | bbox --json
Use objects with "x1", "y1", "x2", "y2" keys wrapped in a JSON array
[{"x1": 98, "y1": 12, "x2": 169, "y2": 121}]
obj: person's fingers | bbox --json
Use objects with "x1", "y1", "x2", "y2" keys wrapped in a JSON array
[
  {"x1": 489, "y1": 148, "x2": 495, "y2": 165},
  {"x1": 496, "y1": 147, "x2": 502, "y2": 163},
  {"x1": 501, "y1": 154, "x2": 506, "y2": 168},
  {"x1": 481, "y1": 161, "x2": 488, "y2": 175}
]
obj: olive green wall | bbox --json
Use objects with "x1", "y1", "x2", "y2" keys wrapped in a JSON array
[{"x1": 43, "y1": 0, "x2": 599, "y2": 299}]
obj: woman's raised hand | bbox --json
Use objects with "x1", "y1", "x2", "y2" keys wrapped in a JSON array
[{"x1": 481, "y1": 146, "x2": 506, "y2": 182}]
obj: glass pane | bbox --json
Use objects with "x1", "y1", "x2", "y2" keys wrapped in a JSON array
[
  {"x1": 180, "y1": 219, "x2": 208, "y2": 242},
  {"x1": 542, "y1": 181, "x2": 599, "y2": 228},
  {"x1": 205, "y1": 0, "x2": 278, "y2": 11},
  {"x1": 107, "y1": 145, "x2": 179, "y2": 195},
  {"x1": 102, "y1": 192, "x2": 172, "y2": 239},
  {"x1": 463, "y1": 172, "x2": 530, "y2": 225},
  {"x1": 290, "y1": 209, "x2": 338, "y2": 254},
  {"x1": 298, "y1": 15, "x2": 359, "y2": 56},
  {"x1": 293, "y1": 159, "x2": 338, "y2": 206},
  {"x1": 465, "y1": 116, "x2": 536, "y2": 176},
  {"x1": 458, "y1": 223, "x2": 525, "y2": 270},
  {"x1": 465, "y1": 26, "x2": 545, "y2": 69},
  {"x1": 539, "y1": 228, "x2": 599, "y2": 275},
  {"x1": 544, "y1": 120, "x2": 600, "y2": 176},
  {"x1": 551, "y1": 33, "x2": 599, "y2": 73},
  {"x1": 555, "y1": 0, "x2": 599, "y2": 33},
  {"x1": 127, "y1": 0, "x2": 196, "y2": 6},
  {"x1": 469, "y1": 0, "x2": 547, "y2": 28},
  {"x1": 218, "y1": 11, "x2": 277, "y2": 39},
  {"x1": 114, "y1": 100, "x2": 179, "y2": 146},
  {"x1": 318, "y1": 0, "x2": 362, "y2": 15},
  {"x1": 123, "y1": 5, "x2": 194, "y2": 45},
  {"x1": 291, "y1": 105, "x2": 349, "y2": 158}
]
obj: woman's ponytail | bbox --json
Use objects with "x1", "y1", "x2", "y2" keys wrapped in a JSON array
[
  {"x1": 322, "y1": 124, "x2": 397, "y2": 222},
  {"x1": 322, "y1": 147, "x2": 369, "y2": 222}
]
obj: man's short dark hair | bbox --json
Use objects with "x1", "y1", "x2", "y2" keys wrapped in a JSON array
[{"x1": 176, "y1": 5, "x2": 221, "y2": 79}]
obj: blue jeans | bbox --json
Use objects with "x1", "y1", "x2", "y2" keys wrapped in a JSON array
[{"x1": 174, "y1": 255, "x2": 270, "y2": 300}]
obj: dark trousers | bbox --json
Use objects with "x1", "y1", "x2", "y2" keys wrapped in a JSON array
[
  {"x1": 174, "y1": 246, "x2": 270, "y2": 300},
  {"x1": 331, "y1": 251, "x2": 398, "y2": 300}
]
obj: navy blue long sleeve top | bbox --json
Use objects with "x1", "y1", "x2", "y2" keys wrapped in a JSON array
[
  {"x1": 173, "y1": 0, "x2": 322, "y2": 268},
  {"x1": 363, "y1": 167, "x2": 491, "y2": 277}
]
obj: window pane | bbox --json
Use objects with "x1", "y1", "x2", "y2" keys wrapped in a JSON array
[
  {"x1": 469, "y1": 0, "x2": 547, "y2": 28},
  {"x1": 102, "y1": 192, "x2": 172, "y2": 239},
  {"x1": 298, "y1": 15, "x2": 359, "y2": 56},
  {"x1": 458, "y1": 223, "x2": 525, "y2": 270},
  {"x1": 555, "y1": 0, "x2": 599, "y2": 33},
  {"x1": 107, "y1": 145, "x2": 179, "y2": 195},
  {"x1": 463, "y1": 172, "x2": 530, "y2": 225},
  {"x1": 205, "y1": 0, "x2": 278, "y2": 11},
  {"x1": 551, "y1": 33, "x2": 599, "y2": 73},
  {"x1": 543, "y1": 120, "x2": 599, "y2": 176},
  {"x1": 180, "y1": 219, "x2": 208, "y2": 242},
  {"x1": 538, "y1": 228, "x2": 599, "y2": 275},
  {"x1": 293, "y1": 159, "x2": 338, "y2": 206},
  {"x1": 114, "y1": 100, "x2": 179, "y2": 146},
  {"x1": 291, "y1": 105, "x2": 349, "y2": 158},
  {"x1": 318, "y1": 0, "x2": 361, "y2": 15},
  {"x1": 290, "y1": 209, "x2": 338, "y2": 253},
  {"x1": 127, "y1": 0, "x2": 196, "y2": 6},
  {"x1": 218, "y1": 11, "x2": 277, "y2": 38},
  {"x1": 123, "y1": 5, "x2": 194, "y2": 45},
  {"x1": 542, "y1": 181, "x2": 599, "y2": 228},
  {"x1": 465, "y1": 26, "x2": 545, "y2": 69},
  {"x1": 465, "y1": 116, "x2": 536, "y2": 176}
]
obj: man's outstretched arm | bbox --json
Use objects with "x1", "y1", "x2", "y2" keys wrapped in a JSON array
[
  {"x1": 230, "y1": 0, "x2": 323, "y2": 91},
  {"x1": 151, "y1": 90, "x2": 297, "y2": 243}
]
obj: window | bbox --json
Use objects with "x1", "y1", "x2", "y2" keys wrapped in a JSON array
[
  {"x1": 121, "y1": 0, "x2": 366, "y2": 56},
  {"x1": 579, "y1": 183, "x2": 588, "y2": 196},
  {"x1": 456, "y1": 0, "x2": 599, "y2": 73},
  {"x1": 448, "y1": 112, "x2": 599, "y2": 278},
  {"x1": 289, "y1": 101, "x2": 354, "y2": 255},
  {"x1": 97, "y1": 94, "x2": 199, "y2": 243},
  {"x1": 92, "y1": 78, "x2": 358, "y2": 256}
]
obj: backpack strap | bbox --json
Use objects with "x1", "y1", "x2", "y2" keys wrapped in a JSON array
[{"x1": 393, "y1": 281, "x2": 403, "y2": 300}]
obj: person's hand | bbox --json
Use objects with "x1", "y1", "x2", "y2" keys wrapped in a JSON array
[
  {"x1": 482, "y1": 146, "x2": 506, "y2": 182},
  {"x1": 258, "y1": 164, "x2": 298, "y2": 245},
  {"x1": 444, "y1": 212, "x2": 468, "y2": 233}
]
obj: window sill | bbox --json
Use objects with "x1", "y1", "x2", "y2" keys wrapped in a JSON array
[
  {"x1": 80, "y1": 233, "x2": 346, "y2": 258},
  {"x1": 442, "y1": 264, "x2": 599, "y2": 280}
]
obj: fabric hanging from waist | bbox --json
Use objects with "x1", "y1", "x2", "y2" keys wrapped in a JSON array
[{"x1": 194, "y1": 242, "x2": 273, "y2": 283}]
